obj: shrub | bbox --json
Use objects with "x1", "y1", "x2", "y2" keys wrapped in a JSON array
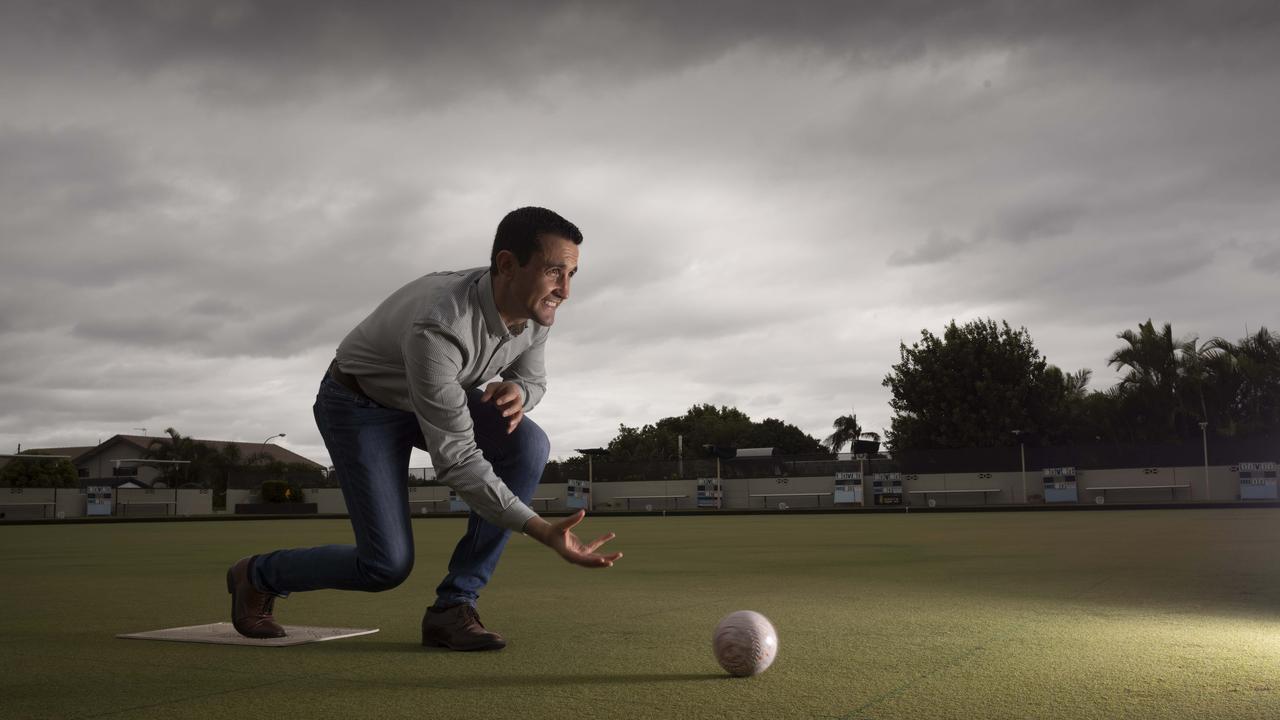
[{"x1": 260, "y1": 479, "x2": 305, "y2": 503}]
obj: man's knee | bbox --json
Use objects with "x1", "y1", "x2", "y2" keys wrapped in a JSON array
[
  {"x1": 510, "y1": 417, "x2": 550, "y2": 465},
  {"x1": 359, "y1": 547, "x2": 414, "y2": 592}
]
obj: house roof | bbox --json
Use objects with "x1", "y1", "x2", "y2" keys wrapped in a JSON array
[
  {"x1": 10, "y1": 446, "x2": 97, "y2": 462},
  {"x1": 24, "y1": 434, "x2": 325, "y2": 470}
]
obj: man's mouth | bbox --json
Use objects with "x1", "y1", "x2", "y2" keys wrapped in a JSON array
[{"x1": 543, "y1": 299, "x2": 561, "y2": 308}]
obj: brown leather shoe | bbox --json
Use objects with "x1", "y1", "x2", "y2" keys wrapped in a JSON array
[
  {"x1": 226, "y1": 556, "x2": 286, "y2": 639},
  {"x1": 421, "y1": 603, "x2": 506, "y2": 651}
]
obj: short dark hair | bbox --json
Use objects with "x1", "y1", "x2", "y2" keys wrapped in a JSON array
[{"x1": 490, "y1": 207, "x2": 583, "y2": 272}]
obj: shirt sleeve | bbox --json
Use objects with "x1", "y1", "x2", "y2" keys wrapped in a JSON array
[
  {"x1": 402, "y1": 322, "x2": 538, "y2": 533},
  {"x1": 501, "y1": 329, "x2": 548, "y2": 412}
]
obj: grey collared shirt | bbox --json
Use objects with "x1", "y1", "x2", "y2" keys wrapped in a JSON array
[{"x1": 334, "y1": 267, "x2": 544, "y2": 532}]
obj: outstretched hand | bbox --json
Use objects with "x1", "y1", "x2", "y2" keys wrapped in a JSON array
[{"x1": 524, "y1": 510, "x2": 622, "y2": 568}]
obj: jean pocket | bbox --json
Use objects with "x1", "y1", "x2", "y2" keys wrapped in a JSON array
[{"x1": 319, "y1": 375, "x2": 379, "y2": 408}]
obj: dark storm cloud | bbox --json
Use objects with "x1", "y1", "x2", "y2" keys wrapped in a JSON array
[
  {"x1": 0, "y1": 126, "x2": 174, "y2": 238},
  {"x1": 1254, "y1": 247, "x2": 1280, "y2": 275},
  {"x1": 3, "y1": 0, "x2": 1279, "y2": 461},
  {"x1": 6, "y1": 1, "x2": 1279, "y2": 107},
  {"x1": 984, "y1": 202, "x2": 1085, "y2": 246},
  {"x1": 887, "y1": 232, "x2": 970, "y2": 267}
]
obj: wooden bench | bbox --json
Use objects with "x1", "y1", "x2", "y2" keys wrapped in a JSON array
[
  {"x1": 749, "y1": 492, "x2": 832, "y2": 508},
  {"x1": 615, "y1": 494, "x2": 688, "y2": 510},
  {"x1": 1090, "y1": 484, "x2": 1190, "y2": 503},
  {"x1": 0, "y1": 501, "x2": 56, "y2": 520},
  {"x1": 119, "y1": 501, "x2": 177, "y2": 517},
  {"x1": 408, "y1": 499, "x2": 451, "y2": 515},
  {"x1": 907, "y1": 488, "x2": 1002, "y2": 506}
]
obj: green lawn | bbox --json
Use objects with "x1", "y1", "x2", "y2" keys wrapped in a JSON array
[{"x1": 2, "y1": 509, "x2": 1279, "y2": 719}]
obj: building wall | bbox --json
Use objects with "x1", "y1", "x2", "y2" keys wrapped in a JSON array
[
  {"x1": 226, "y1": 489, "x2": 255, "y2": 511},
  {"x1": 3, "y1": 462, "x2": 1274, "y2": 520},
  {"x1": 113, "y1": 488, "x2": 212, "y2": 516},
  {"x1": 76, "y1": 443, "x2": 168, "y2": 487},
  {"x1": 592, "y1": 479, "x2": 697, "y2": 510},
  {"x1": 307, "y1": 488, "x2": 347, "y2": 514}
]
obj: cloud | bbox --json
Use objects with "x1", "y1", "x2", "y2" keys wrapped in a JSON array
[
  {"x1": 887, "y1": 232, "x2": 972, "y2": 267},
  {"x1": 3, "y1": 0, "x2": 1280, "y2": 464},
  {"x1": 1254, "y1": 246, "x2": 1280, "y2": 275}
]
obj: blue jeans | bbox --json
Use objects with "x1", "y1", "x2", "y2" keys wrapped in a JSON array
[{"x1": 251, "y1": 374, "x2": 548, "y2": 608}]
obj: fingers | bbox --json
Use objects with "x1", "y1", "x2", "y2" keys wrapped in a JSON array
[
  {"x1": 505, "y1": 406, "x2": 524, "y2": 434},
  {"x1": 571, "y1": 550, "x2": 622, "y2": 568},
  {"x1": 482, "y1": 382, "x2": 525, "y2": 433},
  {"x1": 556, "y1": 509, "x2": 586, "y2": 532},
  {"x1": 582, "y1": 531, "x2": 617, "y2": 554}
]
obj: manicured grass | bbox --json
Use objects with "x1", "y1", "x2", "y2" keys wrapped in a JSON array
[{"x1": 2, "y1": 509, "x2": 1279, "y2": 719}]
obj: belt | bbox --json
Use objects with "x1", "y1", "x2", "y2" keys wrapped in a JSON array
[{"x1": 327, "y1": 360, "x2": 367, "y2": 398}]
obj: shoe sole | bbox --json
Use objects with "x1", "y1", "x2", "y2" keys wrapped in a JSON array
[{"x1": 421, "y1": 630, "x2": 506, "y2": 651}]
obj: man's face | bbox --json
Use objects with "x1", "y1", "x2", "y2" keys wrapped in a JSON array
[{"x1": 506, "y1": 234, "x2": 578, "y2": 327}]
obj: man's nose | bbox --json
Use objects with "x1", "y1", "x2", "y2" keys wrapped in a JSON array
[{"x1": 558, "y1": 274, "x2": 571, "y2": 299}]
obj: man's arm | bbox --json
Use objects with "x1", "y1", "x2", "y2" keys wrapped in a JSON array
[
  {"x1": 402, "y1": 322, "x2": 536, "y2": 533},
  {"x1": 500, "y1": 329, "x2": 547, "y2": 412}
]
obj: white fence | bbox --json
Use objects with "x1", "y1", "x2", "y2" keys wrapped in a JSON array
[{"x1": 0, "y1": 463, "x2": 1270, "y2": 521}]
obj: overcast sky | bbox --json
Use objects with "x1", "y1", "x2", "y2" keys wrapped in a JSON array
[{"x1": 2, "y1": 1, "x2": 1278, "y2": 468}]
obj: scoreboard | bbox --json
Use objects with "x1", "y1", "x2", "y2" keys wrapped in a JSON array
[
  {"x1": 566, "y1": 478, "x2": 591, "y2": 509},
  {"x1": 871, "y1": 473, "x2": 903, "y2": 505},
  {"x1": 1042, "y1": 467, "x2": 1078, "y2": 503},
  {"x1": 697, "y1": 477, "x2": 722, "y2": 509},
  {"x1": 834, "y1": 471, "x2": 863, "y2": 504},
  {"x1": 1238, "y1": 462, "x2": 1278, "y2": 500}
]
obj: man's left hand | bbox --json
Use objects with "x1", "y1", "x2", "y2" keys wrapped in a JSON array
[{"x1": 481, "y1": 381, "x2": 525, "y2": 434}]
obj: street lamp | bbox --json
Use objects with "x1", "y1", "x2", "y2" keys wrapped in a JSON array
[
  {"x1": 1011, "y1": 430, "x2": 1027, "y2": 504},
  {"x1": 1199, "y1": 421, "x2": 1209, "y2": 501},
  {"x1": 263, "y1": 433, "x2": 286, "y2": 445},
  {"x1": 575, "y1": 448, "x2": 609, "y2": 486}
]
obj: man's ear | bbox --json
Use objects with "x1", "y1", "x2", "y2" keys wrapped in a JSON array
[{"x1": 494, "y1": 249, "x2": 518, "y2": 277}]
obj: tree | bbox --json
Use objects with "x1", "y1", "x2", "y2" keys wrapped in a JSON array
[
  {"x1": 1216, "y1": 327, "x2": 1280, "y2": 434},
  {"x1": 144, "y1": 427, "x2": 215, "y2": 488},
  {"x1": 822, "y1": 411, "x2": 880, "y2": 453},
  {"x1": 0, "y1": 452, "x2": 78, "y2": 488},
  {"x1": 882, "y1": 318, "x2": 1077, "y2": 451},
  {"x1": 605, "y1": 404, "x2": 824, "y2": 461},
  {"x1": 1106, "y1": 319, "x2": 1185, "y2": 442}
]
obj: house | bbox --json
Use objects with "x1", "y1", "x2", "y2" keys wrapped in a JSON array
[{"x1": 4, "y1": 434, "x2": 325, "y2": 489}]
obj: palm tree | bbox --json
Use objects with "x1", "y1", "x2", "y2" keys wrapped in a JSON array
[
  {"x1": 1221, "y1": 327, "x2": 1280, "y2": 433},
  {"x1": 823, "y1": 411, "x2": 881, "y2": 454},
  {"x1": 1108, "y1": 320, "x2": 1183, "y2": 441},
  {"x1": 144, "y1": 427, "x2": 215, "y2": 488},
  {"x1": 1064, "y1": 368, "x2": 1092, "y2": 401}
]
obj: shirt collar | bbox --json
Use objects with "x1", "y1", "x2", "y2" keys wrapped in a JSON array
[{"x1": 477, "y1": 269, "x2": 527, "y2": 338}]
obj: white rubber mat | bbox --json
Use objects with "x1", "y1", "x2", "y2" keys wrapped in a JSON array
[{"x1": 117, "y1": 622, "x2": 378, "y2": 647}]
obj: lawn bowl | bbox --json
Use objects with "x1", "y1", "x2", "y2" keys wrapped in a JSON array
[{"x1": 712, "y1": 610, "x2": 778, "y2": 677}]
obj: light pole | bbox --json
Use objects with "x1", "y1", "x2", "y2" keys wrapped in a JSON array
[
  {"x1": 678, "y1": 434, "x2": 684, "y2": 479},
  {"x1": 263, "y1": 433, "x2": 286, "y2": 446},
  {"x1": 575, "y1": 448, "x2": 609, "y2": 510},
  {"x1": 1199, "y1": 421, "x2": 1209, "y2": 501},
  {"x1": 1011, "y1": 430, "x2": 1027, "y2": 504}
]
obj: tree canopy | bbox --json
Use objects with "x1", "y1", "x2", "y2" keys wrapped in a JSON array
[
  {"x1": 604, "y1": 404, "x2": 824, "y2": 462},
  {"x1": 1101, "y1": 321, "x2": 1279, "y2": 442},
  {"x1": 882, "y1": 319, "x2": 1070, "y2": 451},
  {"x1": 881, "y1": 318, "x2": 1279, "y2": 452},
  {"x1": 0, "y1": 452, "x2": 78, "y2": 488}
]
